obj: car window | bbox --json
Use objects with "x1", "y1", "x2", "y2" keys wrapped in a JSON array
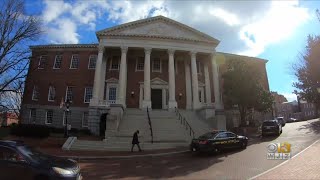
[
  {"x1": 199, "y1": 132, "x2": 218, "y2": 139},
  {"x1": 226, "y1": 132, "x2": 236, "y2": 138},
  {"x1": 263, "y1": 121, "x2": 277, "y2": 126},
  {"x1": 0, "y1": 146, "x2": 25, "y2": 162},
  {"x1": 216, "y1": 133, "x2": 228, "y2": 139}
]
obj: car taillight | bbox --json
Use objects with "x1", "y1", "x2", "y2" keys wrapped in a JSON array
[{"x1": 199, "y1": 140, "x2": 208, "y2": 144}]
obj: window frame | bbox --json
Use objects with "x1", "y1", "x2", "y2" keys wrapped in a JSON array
[
  {"x1": 38, "y1": 55, "x2": 47, "y2": 69},
  {"x1": 29, "y1": 109, "x2": 36, "y2": 124},
  {"x1": 32, "y1": 85, "x2": 39, "y2": 101},
  {"x1": 82, "y1": 112, "x2": 89, "y2": 128},
  {"x1": 152, "y1": 57, "x2": 162, "y2": 73},
  {"x1": 65, "y1": 86, "x2": 74, "y2": 103},
  {"x1": 135, "y1": 57, "x2": 144, "y2": 71},
  {"x1": 69, "y1": 54, "x2": 79, "y2": 69},
  {"x1": 53, "y1": 55, "x2": 62, "y2": 69},
  {"x1": 88, "y1": 55, "x2": 97, "y2": 69},
  {"x1": 197, "y1": 61, "x2": 203, "y2": 75},
  {"x1": 84, "y1": 87, "x2": 93, "y2": 103},
  {"x1": 45, "y1": 110, "x2": 53, "y2": 125},
  {"x1": 47, "y1": 86, "x2": 56, "y2": 102},
  {"x1": 109, "y1": 56, "x2": 120, "y2": 70}
]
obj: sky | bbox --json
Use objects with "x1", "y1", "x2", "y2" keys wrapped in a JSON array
[{"x1": 24, "y1": 0, "x2": 320, "y2": 102}]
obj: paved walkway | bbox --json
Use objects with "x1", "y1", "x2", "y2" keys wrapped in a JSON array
[{"x1": 254, "y1": 139, "x2": 320, "y2": 179}]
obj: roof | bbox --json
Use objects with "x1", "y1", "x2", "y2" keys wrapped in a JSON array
[
  {"x1": 217, "y1": 52, "x2": 268, "y2": 63},
  {"x1": 96, "y1": 15, "x2": 220, "y2": 45},
  {"x1": 30, "y1": 44, "x2": 98, "y2": 49}
]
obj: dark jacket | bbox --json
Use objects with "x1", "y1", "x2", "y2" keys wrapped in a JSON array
[{"x1": 132, "y1": 132, "x2": 139, "y2": 144}]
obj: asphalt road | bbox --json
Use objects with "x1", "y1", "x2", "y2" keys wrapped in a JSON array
[{"x1": 79, "y1": 119, "x2": 320, "y2": 180}]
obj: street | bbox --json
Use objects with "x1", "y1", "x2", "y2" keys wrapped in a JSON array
[{"x1": 78, "y1": 119, "x2": 320, "y2": 179}]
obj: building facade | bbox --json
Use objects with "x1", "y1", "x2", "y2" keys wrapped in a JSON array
[{"x1": 21, "y1": 16, "x2": 269, "y2": 135}]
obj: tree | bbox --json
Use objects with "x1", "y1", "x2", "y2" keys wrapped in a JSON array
[
  {"x1": 0, "y1": 0, "x2": 41, "y2": 115},
  {"x1": 222, "y1": 59, "x2": 273, "y2": 126},
  {"x1": 293, "y1": 34, "x2": 320, "y2": 117}
]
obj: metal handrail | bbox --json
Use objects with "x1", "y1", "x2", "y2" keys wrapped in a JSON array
[
  {"x1": 175, "y1": 107, "x2": 195, "y2": 138},
  {"x1": 147, "y1": 107, "x2": 153, "y2": 143}
]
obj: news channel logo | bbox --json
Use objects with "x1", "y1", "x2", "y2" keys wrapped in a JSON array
[{"x1": 267, "y1": 142, "x2": 291, "y2": 160}]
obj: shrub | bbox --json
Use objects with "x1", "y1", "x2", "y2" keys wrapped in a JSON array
[{"x1": 10, "y1": 124, "x2": 50, "y2": 138}]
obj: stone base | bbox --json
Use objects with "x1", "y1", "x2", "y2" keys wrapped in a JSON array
[
  {"x1": 168, "y1": 100, "x2": 177, "y2": 112},
  {"x1": 215, "y1": 109, "x2": 226, "y2": 130},
  {"x1": 142, "y1": 100, "x2": 152, "y2": 110}
]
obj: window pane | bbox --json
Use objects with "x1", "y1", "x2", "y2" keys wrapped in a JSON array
[
  {"x1": 70, "y1": 55, "x2": 79, "y2": 69},
  {"x1": 46, "y1": 110, "x2": 53, "y2": 124},
  {"x1": 111, "y1": 56, "x2": 120, "y2": 70},
  {"x1": 153, "y1": 58, "x2": 161, "y2": 72},
  {"x1": 30, "y1": 109, "x2": 36, "y2": 123},
  {"x1": 53, "y1": 55, "x2": 62, "y2": 69},
  {"x1": 136, "y1": 57, "x2": 144, "y2": 71},
  {"x1": 88, "y1": 55, "x2": 97, "y2": 69},
  {"x1": 66, "y1": 87, "x2": 73, "y2": 102},
  {"x1": 82, "y1": 112, "x2": 88, "y2": 127},
  {"x1": 84, "y1": 87, "x2": 93, "y2": 103},
  {"x1": 32, "y1": 86, "x2": 39, "y2": 100},
  {"x1": 48, "y1": 86, "x2": 55, "y2": 101},
  {"x1": 38, "y1": 56, "x2": 46, "y2": 69},
  {"x1": 109, "y1": 87, "x2": 117, "y2": 101}
]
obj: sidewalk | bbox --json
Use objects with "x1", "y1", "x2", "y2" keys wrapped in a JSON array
[{"x1": 254, "y1": 139, "x2": 320, "y2": 179}]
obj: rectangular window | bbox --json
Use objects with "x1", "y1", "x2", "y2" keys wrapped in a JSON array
[
  {"x1": 136, "y1": 57, "x2": 144, "y2": 71},
  {"x1": 84, "y1": 87, "x2": 93, "y2": 103},
  {"x1": 199, "y1": 90, "x2": 202, "y2": 102},
  {"x1": 110, "y1": 56, "x2": 120, "y2": 70},
  {"x1": 45, "y1": 110, "x2": 53, "y2": 124},
  {"x1": 38, "y1": 56, "x2": 47, "y2": 69},
  {"x1": 29, "y1": 109, "x2": 36, "y2": 123},
  {"x1": 48, "y1": 86, "x2": 56, "y2": 101},
  {"x1": 70, "y1": 54, "x2": 79, "y2": 69},
  {"x1": 53, "y1": 55, "x2": 62, "y2": 69},
  {"x1": 108, "y1": 87, "x2": 117, "y2": 101},
  {"x1": 152, "y1": 58, "x2": 161, "y2": 72},
  {"x1": 62, "y1": 111, "x2": 71, "y2": 126},
  {"x1": 65, "y1": 86, "x2": 74, "y2": 102},
  {"x1": 82, "y1": 112, "x2": 89, "y2": 127},
  {"x1": 88, "y1": 55, "x2": 97, "y2": 69},
  {"x1": 197, "y1": 61, "x2": 202, "y2": 74},
  {"x1": 32, "y1": 85, "x2": 39, "y2": 101}
]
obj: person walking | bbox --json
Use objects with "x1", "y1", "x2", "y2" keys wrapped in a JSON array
[{"x1": 131, "y1": 130, "x2": 142, "y2": 152}]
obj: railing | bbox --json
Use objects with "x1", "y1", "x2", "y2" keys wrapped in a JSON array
[
  {"x1": 147, "y1": 107, "x2": 153, "y2": 143},
  {"x1": 175, "y1": 107, "x2": 195, "y2": 138}
]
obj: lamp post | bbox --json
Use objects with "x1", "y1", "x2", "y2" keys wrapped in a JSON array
[{"x1": 64, "y1": 100, "x2": 70, "y2": 138}]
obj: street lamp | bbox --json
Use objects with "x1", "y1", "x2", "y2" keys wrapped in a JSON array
[{"x1": 64, "y1": 100, "x2": 70, "y2": 138}]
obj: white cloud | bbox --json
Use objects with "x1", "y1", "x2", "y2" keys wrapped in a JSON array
[
  {"x1": 42, "y1": 0, "x2": 71, "y2": 23},
  {"x1": 281, "y1": 93, "x2": 297, "y2": 102},
  {"x1": 209, "y1": 8, "x2": 241, "y2": 26},
  {"x1": 46, "y1": 18, "x2": 79, "y2": 44}
]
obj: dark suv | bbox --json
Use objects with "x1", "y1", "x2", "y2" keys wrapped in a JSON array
[
  {"x1": 0, "y1": 140, "x2": 82, "y2": 180},
  {"x1": 276, "y1": 117, "x2": 286, "y2": 127},
  {"x1": 262, "y1": 120, "x2": 282, "y2": 137}
]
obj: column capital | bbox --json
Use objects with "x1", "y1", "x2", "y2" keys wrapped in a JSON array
[
  {"x1": 210, "y1": 49, "x2": 217, "y2": 58},
  {"x1": 121, "y1": 46, "x2": 128, "y2": 53},
  {"x1": 167, "y1": 49, "x2": 175, "y2": 55},
  {"x1": 144, "y1": 47, "x2": 152, "y2": 55},
  {"x1": 189, "y1": 51, "x2": 197, "y2": 57},
  {"x1": 98, "y1": 45, "x2": 105, "y2": 53}
]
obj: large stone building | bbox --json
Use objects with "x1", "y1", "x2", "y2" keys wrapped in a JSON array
[{"x1": 21, "y1": 16, "x2": 269, "y2": 136}]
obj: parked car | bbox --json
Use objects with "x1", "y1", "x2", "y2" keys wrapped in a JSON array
[
  {"x1": 276, "y1": 117, "x2": 286, "y2": 127},
  {"x1": 262, "y1": 120, "x2": 282, "y2": 137},
  {"x1": 190, "y1": 130, "x2": 248, "y2": 154},
  {"x1": 0, "y1": 140, "x2": 82, "y2": 180}
]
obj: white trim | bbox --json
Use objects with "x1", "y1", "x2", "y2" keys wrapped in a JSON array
[
  {"x1": 47, "y1": 86, "x2": 55, "y2": 102},
  {"x1": 82, "y1": 112, "x2": 89, "y2": 128},
  {"x1": 197, "y1": 61, "x2": 203, "y2": 75},
  {"x1": 109, "y1": 56, "x2": 120, "y2": 70},
  {"x1": 45, "y1": 110, "x2": 53, "y2": 125},
  {"x1": 88, "y1": 55, "x2": 97, "y2": 69},
  {"x1": 152, "y1": 57, "x2": 162, "y2": 73},
  {"x1": 135, "y1": 56, "x2": 144, "y2": 72},
  {"x1": 83, "y1": 87, "x2": 93, "y2": 103},
  {"x1": 65, "y1": 86, "x2": 74, "y2": 103},
  {"x1": 32, "y1": 85, "x2": 38, "y2": 101},
  {"x1": 53, "y1": 55, "x2": 62, "y2": 69},
  {"x1": 62, "y1": 111, "x2": 66, "y2": 126},
  {"x1": 38, "y1": 55, "x2": 46, "y2": 69},
  {"x1": 106, "y1": 83, "x2": 119, "y2": 104},
  {"x1": 69, "y1": 54, "x2": 79, "y2": 69}
]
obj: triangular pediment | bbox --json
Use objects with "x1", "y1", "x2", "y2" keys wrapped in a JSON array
[
  {"x1": 97, "y1": 16, "x2": 219, "y2": 44},
  {"x1": 106, "y1": 78, "x2": 118, "y2": 83},
  {"x1": 151, "y1": 77, "x2": 168, "y2": 85}
]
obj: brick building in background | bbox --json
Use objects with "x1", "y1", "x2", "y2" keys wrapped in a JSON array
[{"x1": 21, "y1": 16, "x2": 269, "y2": 135}]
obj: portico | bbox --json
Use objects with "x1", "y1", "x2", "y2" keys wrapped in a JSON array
[{"x1": 89, "y1": 16, "x2": 223, "y2": 111}]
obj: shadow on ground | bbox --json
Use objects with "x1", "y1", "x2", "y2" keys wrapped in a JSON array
[{"x1": 296, "y1": 119, "x2": 320, "y2": 135}]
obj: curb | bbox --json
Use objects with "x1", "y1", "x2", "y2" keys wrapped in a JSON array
[{"x1": 59, "y1": 150, "x2": 190, "y2": 160}]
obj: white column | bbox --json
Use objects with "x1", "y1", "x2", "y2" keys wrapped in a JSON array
[
  {"x1": 118, "y1": 46, "x2": 128, "y2": 107},
  {"x1": 211, "y1": 51, "x2": 222, "y2": 109},
  {"x1": 168, "y1": 49, "x2": 177, "y2": 110},
  {"x1": 184, "y1": 59, "x2": 192, "y2": 110},
  {"x1": 99, "y1": 56, "x2": 107, "y2": 101},
  {"x1": 90, "y1": 45, "x2": 104, "y2": 106},
  {"x1": 204, "y1": 61, "x2": 212, "y2": 106},
  {"x1": 190, "y1": 51, "x2": 200, "y2": 109},
  {"x1": 142, "y1": 48, "x2": 152, "y2": 109}
]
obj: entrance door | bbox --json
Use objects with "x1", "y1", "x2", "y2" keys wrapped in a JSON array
[{"x1": 151, "y1": 89, "x2": 162, "y2": 109}]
